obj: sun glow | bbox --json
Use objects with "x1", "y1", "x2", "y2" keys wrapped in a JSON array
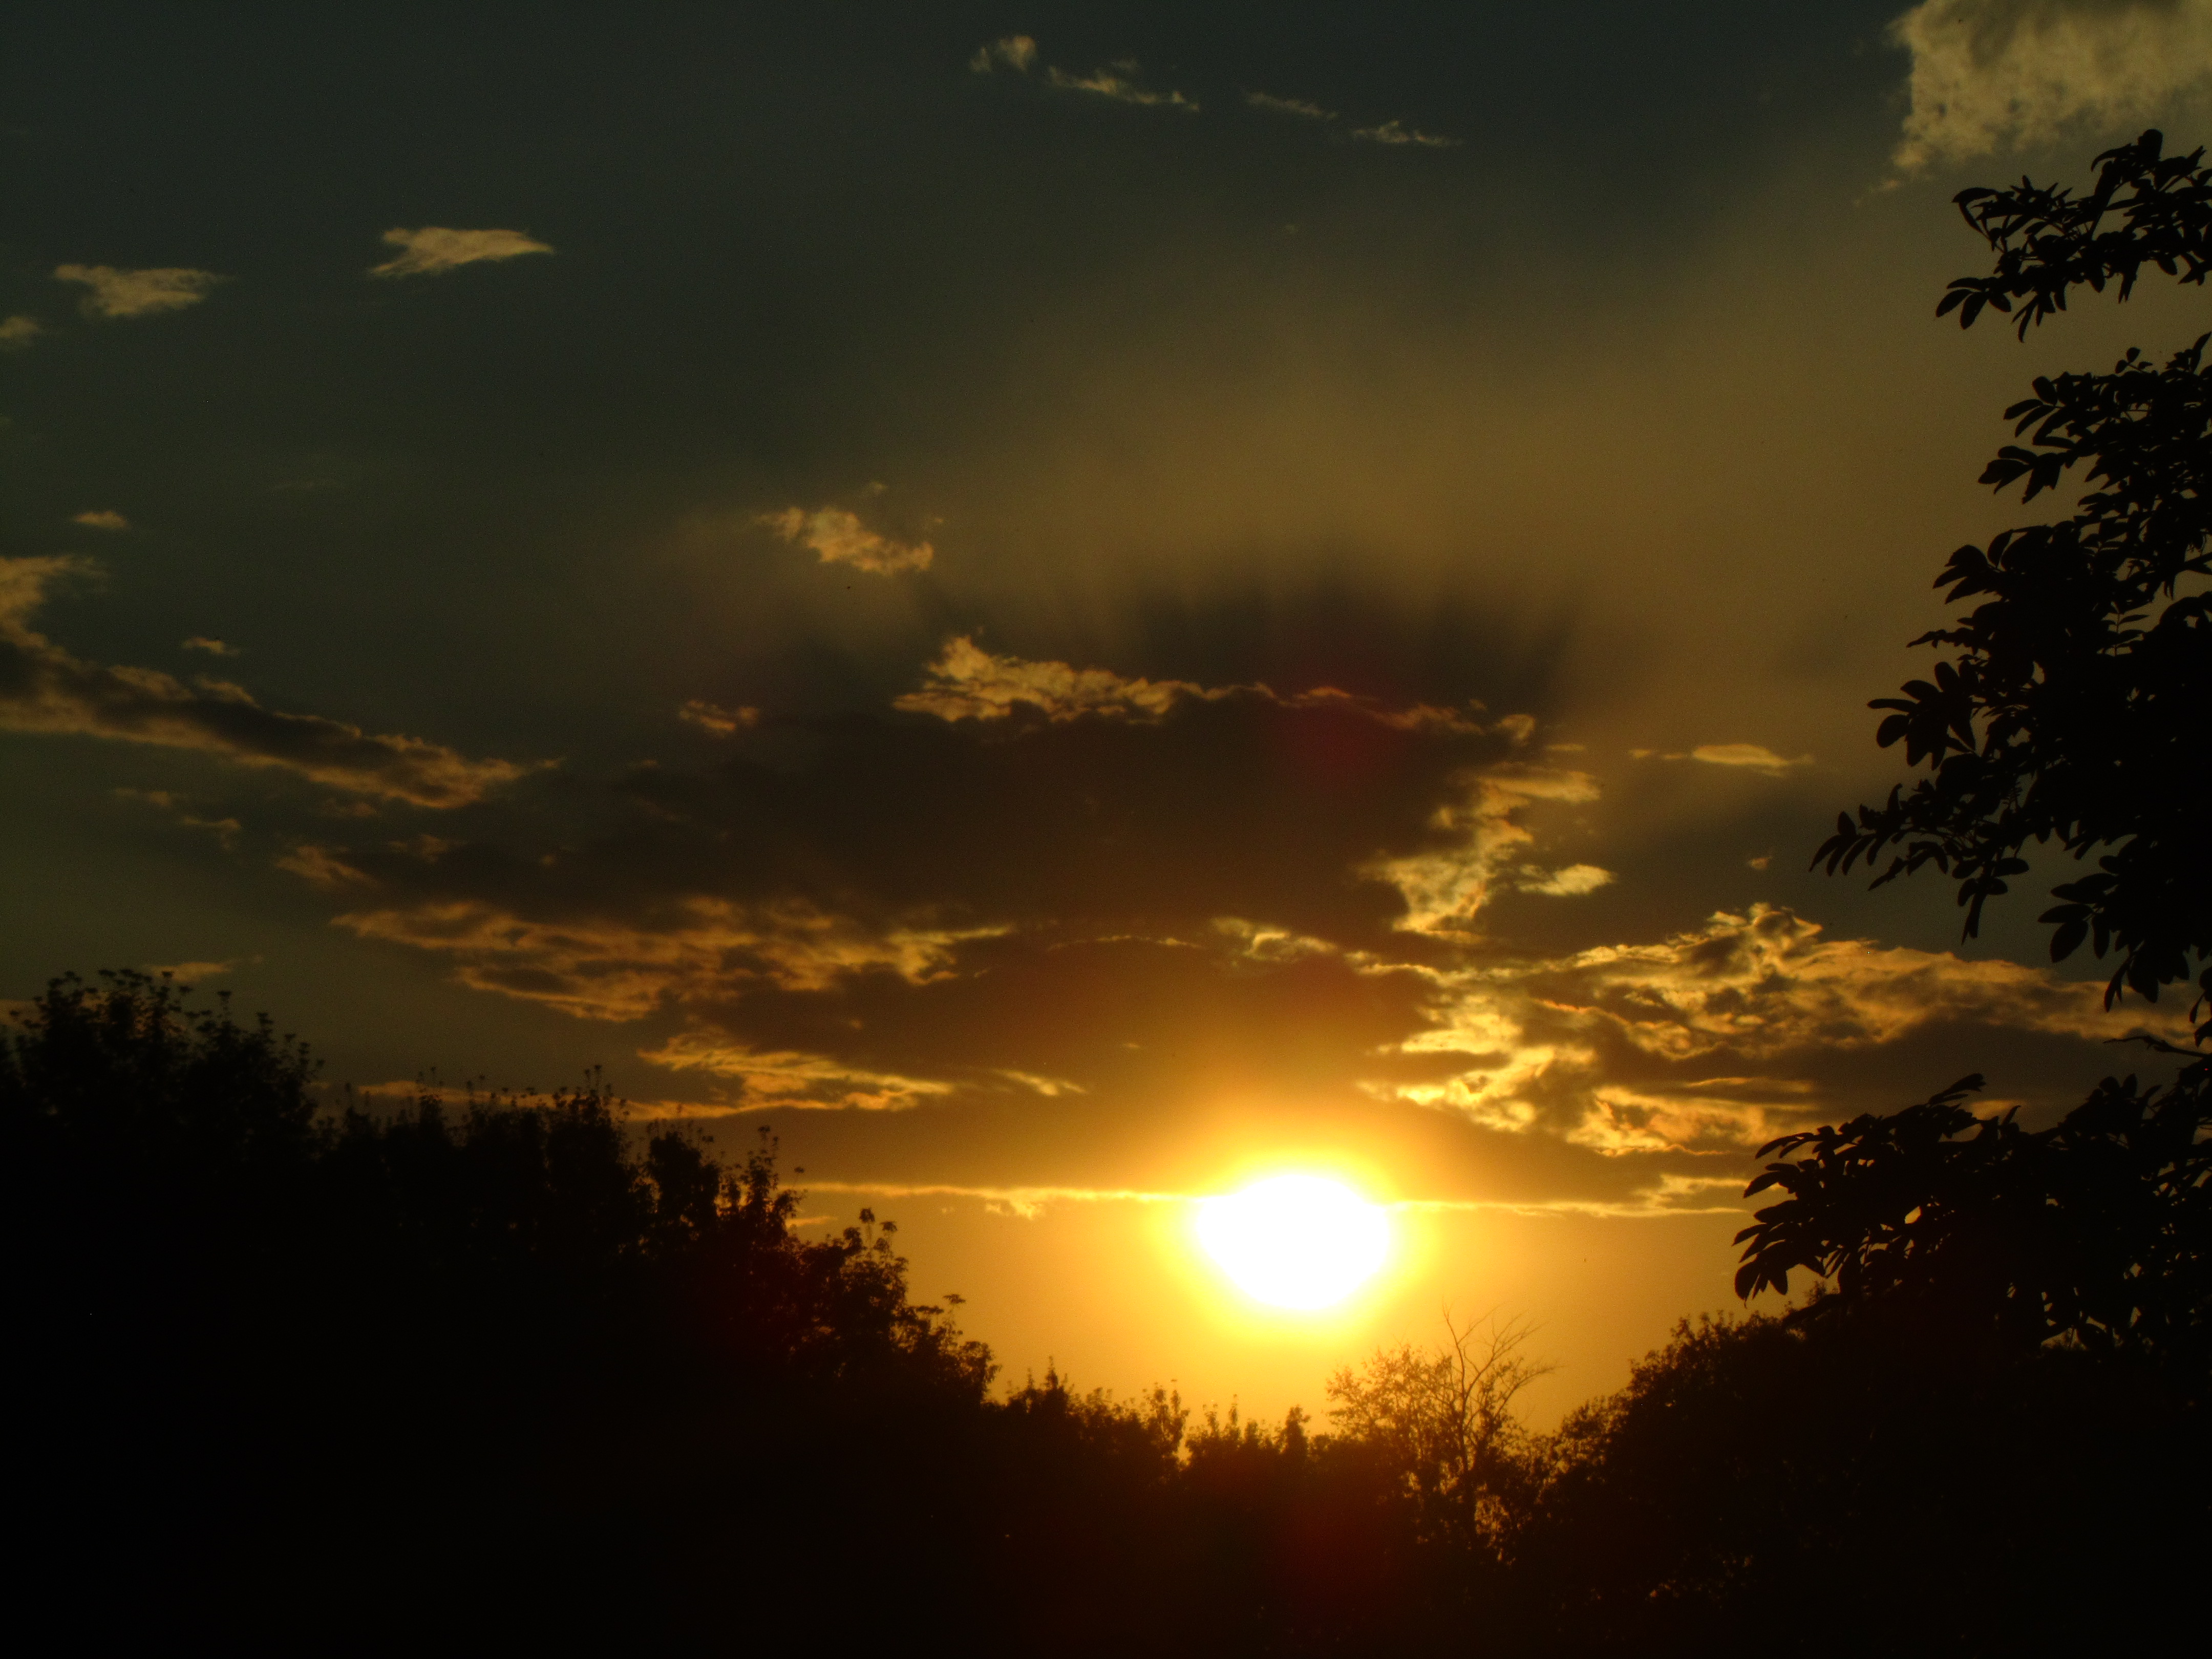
[{"x1": 1196, "y1": 1174, "x2": 1392, "y2": 1310}]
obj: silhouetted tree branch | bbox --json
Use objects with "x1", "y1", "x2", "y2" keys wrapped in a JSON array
[{"x1": 1816, "y1": 130, "x2": 2210, "y2": 1024}]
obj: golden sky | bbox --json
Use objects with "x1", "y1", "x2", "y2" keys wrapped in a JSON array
[{"x1": 5, "y1": 1, "x2": 2209, "y2": 1420}]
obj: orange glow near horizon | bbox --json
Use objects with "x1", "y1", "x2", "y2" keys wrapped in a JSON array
[{"x1": 1196, "y1": 1174, "x2": 1393, "y2": 1312}]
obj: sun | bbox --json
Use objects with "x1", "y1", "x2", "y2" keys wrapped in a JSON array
[{"x1": 1196, "y1": 1174, "x2": 1392, "y2": 1311}]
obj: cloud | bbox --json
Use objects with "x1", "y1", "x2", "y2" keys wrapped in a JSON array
[
  {"x1": 369, "y1": 227, "x2": 555, "y2": 279},
  {"x1": 275, "y1": 845, "x2": 374, "y2": 888},
  {"x1": 1351, "y1": 119, "x2": 1459, "y2": 148},
  {"x1": 1684, "y1": 742, "x2": 1810, "y2": 774},
  {"x1": 1246, "y1": 91, "x2": 1337, "y2": 120},
  {"x1": 894, "y1": 637, "x2": 1503, "y2": 733},
  {"x1": 182, "y1": 636, "x2": 238, "y2": 656},
  {"x1": 0, "y1": 315, "x2": 42, "y2": 350},
  {"x1": 144, "y1": 959, "x2": 237, "y2": 982},
  {"x1": 639, "y1": 1030, "x2": 954, "y2": 1111},
  {"x1": 72, "y1": 511, "x2": 130, "y2": 531},
  {"x1": 1363, "y1": 766, "x2": 1604, "y2": 935},
  {"x1": 969, "y1": 35, "x2": 1038, "y2": 74},
  {"x1": 1518, "y1": 863, "x2": 1615, "y2": 898},
  {"x1": 973, "y1": 38, "x2": 1196, "y2": 109},
  {"x1": 1045, "y1": 66, "x2": 1200, "y2": 113},
  {"x1": 759, "y1": 505, "x2": 934, "y2": 575},
  {"x1": 1379, "y1": 902, "x2": 2187, "y2": 1154},
  {"x1": 678, "y1": 698, "x2": 758, "y2": 735},
  {"x1": 114, "y1": 785, "x2": 242, "y2": 848},
  {"x1": 1889, "y1": 0, "x2": 2212, "y2": 172},
  {"x1": 331, "y1": 896, "x2": 1006, "y2": 1020},
  {"x1": 54, "y1": 264, "x2": 225, "y2": 318},
  {"x1": 0, "y1": 558, "x2": 535, "y2": 807},
  {"x1": 896, "y1": 636, "x2": 1210, "y2": 722}
]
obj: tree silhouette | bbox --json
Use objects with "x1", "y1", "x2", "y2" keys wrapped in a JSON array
[
  {"x1": 1324, "y1": 1312, "x2": 1552, "y2": 1555},
  {"x1": 1747, "y1": 135, "x2": 2212, "y2": 1375},
  {"x1": 1814, "y1": 130, "x2": 2209, "y2": 1022}
]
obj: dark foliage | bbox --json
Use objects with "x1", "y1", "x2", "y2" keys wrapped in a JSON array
[
  {"x1": 1771, "y1": 134, "x2": 2212, "y2": 1412},
  {"x1": 1735, "y1": 1058, "x2": 2212, "y2": 1371},
  {"x1": 9, "y1": 970, "x2": 2207, "y2": 1652},
  {"x1": 1525, "y1": 1312, "x2": 2206, "y2": 1657},
  {"x1": 0, "y1": 972, "x2": 1485, "y2": 1652},
  {"x1": 1815, "y1": 130, "x2": 2210, "y2": 1019}
]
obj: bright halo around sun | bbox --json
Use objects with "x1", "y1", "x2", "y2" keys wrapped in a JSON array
[{"x1": 1196, "y1": 1174, "x2": 1392, "y2": 1311}]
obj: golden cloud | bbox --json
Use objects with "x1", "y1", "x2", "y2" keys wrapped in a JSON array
[
  {"x1": 1688, "y1": 742, "x2": 1808, "y2": 773},
  {"x1": 54, "y1": 263, "x2": 225, "y2": 318},
  {"x1": 1362, "y1": 765, "x2": 1605, "y2": 935},
  {"x1": 677, "y1": 697, "x2": 758, "y2": 735},
  {"x1": 895, "y1": 637, "x2": 1504, "y2": 733},
  {"x1": 369, "y1": 226, "x2": 555, "y2": 278},
  {"x1": 1377, "y1": 903, "x2": 2186, "y2": 1153},
  {"x1": 331, "y1": 895, "x2": 1006, "y2": 1020},
  {"x1": 759, "y1": 505, "x2": 933, "y2": 575},
  {"x1": 637, "y1": 1030, "x2": 953, "y2": 1112},
  {"x1": 896, "y1": 635, "x2": 1208, "y2": 722}
]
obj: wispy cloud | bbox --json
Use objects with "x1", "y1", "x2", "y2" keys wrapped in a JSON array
[
  {"x1": 1246, "y1": 90, "x2": 1336, "y2": 120},
  {"x1": 143, "y1": 959, "x2": 237, "y2": 983},
  {"x1": 0, "y1": 315, "x2": 42, "y2": 350},
  {"x1": 54, "y1": 264, "x2": 225, "y2": 319},
  {"x1": 1351, "y1": 119, "x2": 1458, "y2": 148},
  {"x1": 895, "y1": 637, "x2": 1506, "y2": 733},
  {"x1": 369, "y1": 226, "x2": 555, "y2": 279},
  {"x1": 896, "y1": 636, "x2": 1209, "y2": 723},
  {"x1": 639, "y1": 1030, "x2": 954, "y2": 1112},
  {"x1": 114, "y1": 785, "x2": 243, "y2": 849},
  {"x1": 331, "y1": 896, "x2": 1006, "y2": 1020},
  {"x1": 1890, "y1": 0, "x2": 2212, "y2": 172},
  {"x1": 677, "y1": 698, "x2": 758, "y2": 735},
  {"x1": 1683, "y1": 742, "x2": 1810, "y2": 775},
  {"x1": 0, "y1": 558, "x2": 535, "y2": 807},
  {"x1": 759, "y1": 505, "x2": 933, "y2": 575},
  {"x1": 969, "y1": 35, "x2": 1038, "y2": 74},
  {"x1": 182, "y1": 636, "x2": 238, "y2": 657},
  {"x1": 1045, "y1": 65, "x2": 1200, "y2": 112},
  {"x1": 72, "y1": 510, "x2": 130, "y2": 531},
  {"x1": 275, "y1": 845, "x2": 374, "y2": 888},
  {"x1": 969, "y1": 35, "x2": 1198, "y2": 111}
]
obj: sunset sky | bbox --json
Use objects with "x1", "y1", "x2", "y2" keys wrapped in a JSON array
[{"x1": 7, "y1": 1, "x2": 2209, "y2": 1421}]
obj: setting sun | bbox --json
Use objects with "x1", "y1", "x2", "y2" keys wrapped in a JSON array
[{"x1": 1196, "y1": 1174, "x2": 1392, "y2": 1310}]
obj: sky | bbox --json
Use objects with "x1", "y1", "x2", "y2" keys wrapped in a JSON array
[{"x1": 6, "y1": 0, "x2": 2210, "y2": 1422}]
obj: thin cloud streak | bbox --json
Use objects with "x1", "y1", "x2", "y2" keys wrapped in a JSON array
[
  {"x1": 369, "y1": 226, "x2": 554, "y2": 278},
  {"x1": 0, "y1": 559, "x2": 534, "y2": 808}
]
